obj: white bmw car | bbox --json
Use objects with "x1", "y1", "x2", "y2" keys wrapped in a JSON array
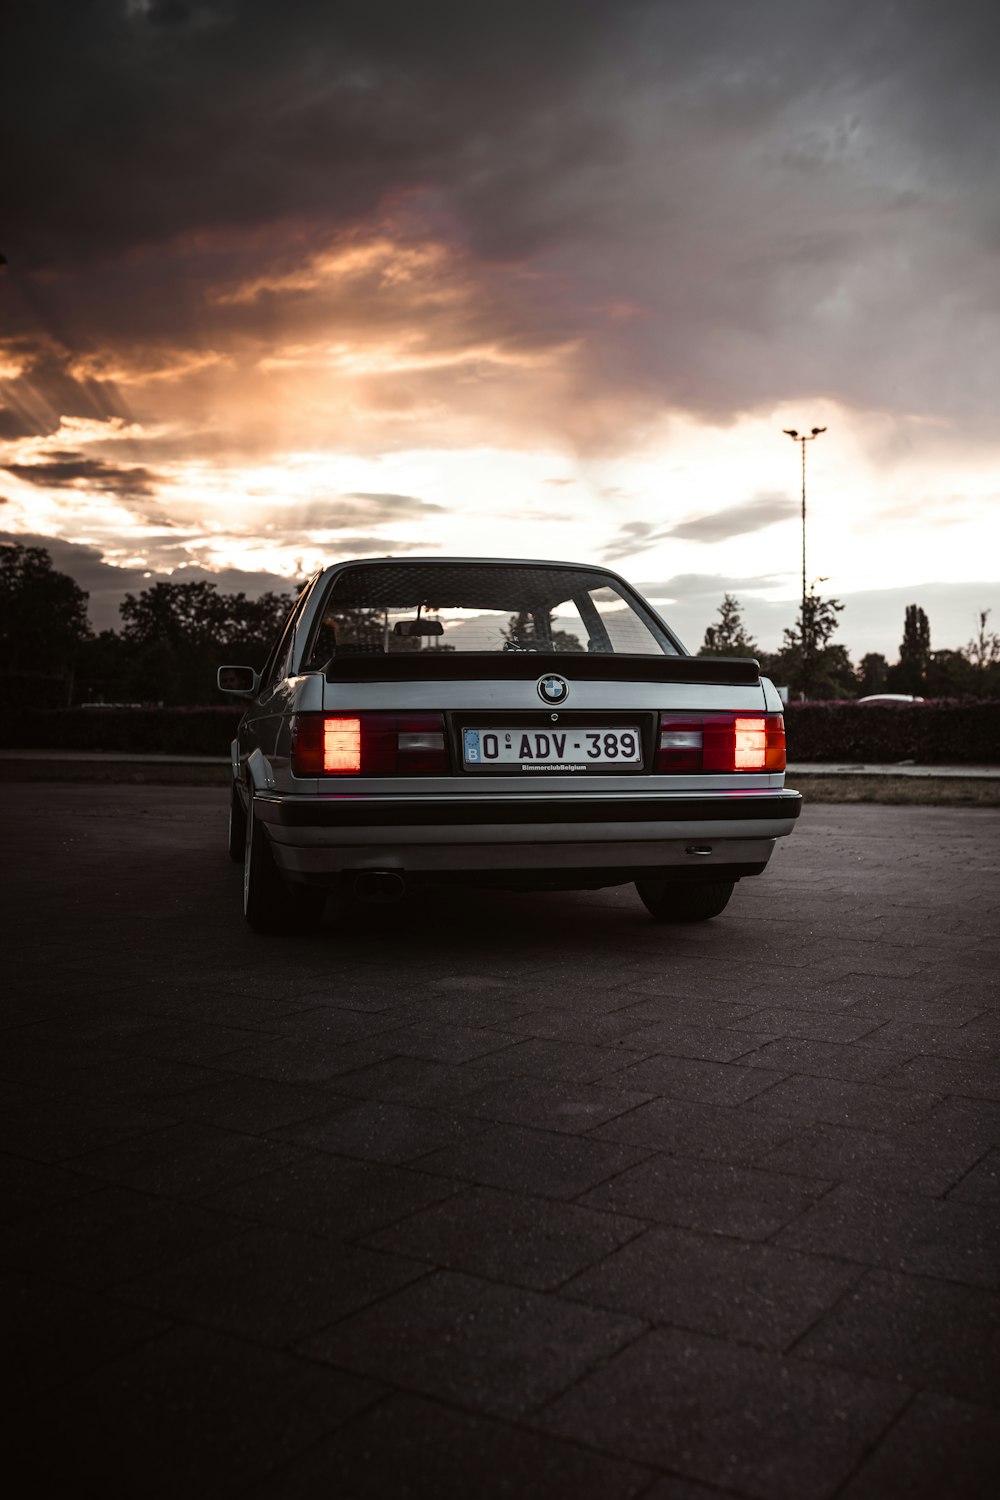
[{"x1": 218, "y1": 557, "x2": 800, "y2": 932}]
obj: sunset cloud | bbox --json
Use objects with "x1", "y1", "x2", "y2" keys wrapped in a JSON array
[{"x1": 1, "y1": 0, "x2": 998, "y2": 649}]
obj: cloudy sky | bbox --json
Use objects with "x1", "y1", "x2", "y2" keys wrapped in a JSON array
[{"x1": 2, "y1": 0, "x2": 998, "y2": 652}]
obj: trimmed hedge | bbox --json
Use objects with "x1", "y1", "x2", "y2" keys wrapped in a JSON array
[
  {"x1": 785, "y1": 701, "x2": 1000, "y2": 764},
  {"x1": 0, "y1": 706, "x2": 244, "y2": 755},
  {"x1": 1, "y1": 699, "x2": 998, "y2": 764}
]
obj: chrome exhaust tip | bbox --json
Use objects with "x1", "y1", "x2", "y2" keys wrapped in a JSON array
[{"x1": 352, "y1": 870, "x2": 407, "y2": 904}]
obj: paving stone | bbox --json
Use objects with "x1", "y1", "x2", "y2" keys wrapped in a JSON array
[
  {"x1": 159, "y1": 1076, "x2": 349, "y2": 1133},
  {"x1": 5, "y1": 1270, "x2": 171, "y2": 1397},
  {"x1": 298, "y1": 1270, "x2": 643, "y2": 1418},
  {"x1": 615, "y1": 995, "x2": 764, "y2": 1027},
  {"x1": 735, "y1": 1009, "x2": 886, "y2": 1044},
  {"x1": 775, "y1": 1184, "x2": 1000, "y2": 1288},
  {"x1": 415, "y1": 1123, "x2": 650, "y2": 1200},
  {"x1": 119, "y1": 1226, "x2": 425, "y2": 1344},
  {"x1": 367, "y1": 1185, "x2": 645, "y2": 1290},
  {"x1": 735, "y1": 1037, "x2": 918, "y2": 1083},
  {"x1": 757, "y1": 1120, "x2": 990, "y2": 1197},
  {"x1": 271, "y1": 1099, "x2": 488, "y2": 1164},
  {"x1": 325, "y1": 1055, "x2": 480, "y2": 1103},
  {"x1": 948, "y1": 1152, "x2": 1000, "y2": 1205},
  {"x1": 536, "y1": 1326, "x2": 907, "y2": 1499},
  {"x1": 212, "y1": 1034, "x2": 404, "y2": 1084},
  {"x1": 204, "y1": 1154, "x2": 457, "y2": 1239},
  {"x1": 612, "y1": 1021, "x2": 771, "y2": 1061},
  {"x1": 245, "y1": 1392, "x2": 653, "y2": 1499},
  {"x1": 459, "y1": 1076, "x2": 654, "y2": 1134},
  {"x1": 594, "y1": 1097, "x2": 799, "y2": 1163},
  {"x1": 743, "y1": 1074, "x2": 941, "y2": 1130},
  {"x1": 15, "y1": 1326, "x2": 384, "y2": 1495},
  {"x1": 850, "y1": 994, "x2": 988, "y2": 1026},
  {"x1": 493, "y1": 1008, "x2": 660, "y2": 1045},
  {"x1": 463, "y1": 1036, "x2": 651, "y2": 1083},
  {"x1": 7, "y1": 787, "x2": 1000, "y2": 1498},
  {"x1": 795, "y1": 1269, "x2": 1000, "y2": 1402},
  {"x1": 380, "y1": 1023, "x2": 525, "y2": 1063},
  {"x1": 64, "y1": 1054, "x2": 231, "y2": 1104},
  {"x1": 563, "y1": 1224, "x2": 860, "y2": 1349},
  {"x1": 856, "y1": 1020, "x2": 1000, "y2": 1061},
  {"x1": 928, "y1": 1095, "x2": 1000, "y2": 1148},
  {"x1": 0, "y1": 1080, "x2": 55, "y2": 1112},
  {"x1": 0, "y1": 1184, "x2": 248, "y2": 1290},
  {"x1": 579, "y1": 1154, "x2": 831, "y2": 1240},
  {"x1": 838, "y1": 1392, "x2": 1000, "y2": 1499},
  {"x1": 880, "y1": 1055, "x2": 1000, "y2": 1101},
  {"x1": 93, "y1": 1019, "x2": 274, "y2": 1062},
  {"x1": 608, "y1": 1054, "x2": 786, "y2": 1105},
  {"x1": 640, "y1": 1480, "x2": 737, "y2": 1500},
  {"x1": 0, "y1": 1097, "x2": 174, "y2": 1163},
  {"x1": 0, "y1": 1152, "x2": 103, "y2": 1223},
  {"x1": 69, "y1": 1122, "x2": 308, "y2": 1198}
]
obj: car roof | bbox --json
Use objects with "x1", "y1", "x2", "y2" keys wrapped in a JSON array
[{"x1": 316, "y1": 556, "x2": 625, "y2": 577}]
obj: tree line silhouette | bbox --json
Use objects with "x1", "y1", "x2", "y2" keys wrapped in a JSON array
[{"x1": 2, "y1": 542, "x2": 997, "y2": 706}]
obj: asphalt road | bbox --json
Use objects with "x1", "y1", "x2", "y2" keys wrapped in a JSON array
[{"x1": 4, "y1": 785, "x2": 1000, "y2": 1498}]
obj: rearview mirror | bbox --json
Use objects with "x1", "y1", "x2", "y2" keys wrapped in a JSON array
[
  {"x1": 217, "y1": 664, "x2": 259, "y2": 695},
  {"x1": 393, "y1": 619, "x2": 444, "y2": 637}
]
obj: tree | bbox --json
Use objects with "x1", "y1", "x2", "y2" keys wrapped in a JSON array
[
  {"x1": 762, "y1": 589, "x2": 854, "y2": 699},
  {"x1": 110, "y1": 580, "x2": 298, "y2": 705},
  {"x1": 965, "y1": 610, "x2": 1000, "y2": 671},
  {"x1": 963, "y1": 610, "x2": 1000, "y2": 698},
  {"x1": 503, "y1": 610, "x2": 583, "y2": 652},
  {"x1": 924, "y1": 649, "x2": 975, "y2": 699},
  {"x1": 857, "y1": 652, "x2": 888, "y2": 696},
  {"x1": 699, "y1": 594, "x2": 758, "y2": 658},
  {"x1": 889, "y1": 604, "x2": 931, "y2": 693},
  {"x1": 0, "y1": 542, "x2": 90, "y2": 683}
]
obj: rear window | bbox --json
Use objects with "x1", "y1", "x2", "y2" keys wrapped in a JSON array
[{"x1": 303, "y1": 561, "x2": 677, "y2": 668}]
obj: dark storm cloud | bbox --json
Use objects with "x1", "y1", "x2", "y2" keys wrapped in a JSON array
[
  {"x1": 603, "y1": 495, "x2": 798, "y2": 559},
  {"x1": 3, "y1": 452, "x2": 165, "y2": 498},
  {"x1": 3, "y1": 0, "x2": 1000, "y2": 434}
]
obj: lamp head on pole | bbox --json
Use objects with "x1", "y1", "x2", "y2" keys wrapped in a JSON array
[
  {"x1": 783, "y1": 429, "x2": 799, "y2": 439},
  {"x1": 811, "y1": 426, "x2": 826, "y2": 436}
]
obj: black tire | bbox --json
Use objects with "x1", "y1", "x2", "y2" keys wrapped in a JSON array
[
  {"x1": 243, "y1": 794, "x2": 326, "y2": 933},
  {"x1": 243, "y1": 794, "x2": 294, "y2": 932},
  {"x1": 635, "y1": 878, "x2": 736, "y2": 923},
  {"x1": 228, "y1": 780, "x2": 247, "y2": 862}
]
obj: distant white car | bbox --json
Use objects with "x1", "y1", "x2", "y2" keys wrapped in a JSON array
[
  {"x1": 856, "y1": 694, "x2": 926, "y2": 705},
  {"x1": 219, "y1": 558, "x2": 801, "y2": 931}
]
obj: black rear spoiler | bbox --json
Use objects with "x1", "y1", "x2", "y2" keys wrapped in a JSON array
[{"x1": 324, "y1": 653, "x2": 761, "y2": 686}]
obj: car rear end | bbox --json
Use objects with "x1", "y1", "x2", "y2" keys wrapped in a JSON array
[{"x1": 245, "y1": 560, "x2": 800, "y2": 912}]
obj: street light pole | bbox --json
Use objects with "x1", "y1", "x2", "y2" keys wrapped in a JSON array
[{"x1": 782, "y1": 425, "x2": 827, "y2": 663}]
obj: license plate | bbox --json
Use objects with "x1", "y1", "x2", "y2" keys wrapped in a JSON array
[{"x1": 463, "y1": 725, "x2": 643, "y2": 770}]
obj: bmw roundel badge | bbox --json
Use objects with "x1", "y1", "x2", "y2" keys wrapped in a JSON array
[{"x1": 537, "y1": 673, "x2": 569, "y2": 705}]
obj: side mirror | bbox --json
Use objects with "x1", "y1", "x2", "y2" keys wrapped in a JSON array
[
  {"x1": 393, "y1": 619, "x2": 444, "y2": 637},
  {"x1": 217, "y1": 665, "x2": 259, "y2": 695}
]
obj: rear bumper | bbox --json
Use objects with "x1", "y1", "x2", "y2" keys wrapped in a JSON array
[{"x1": 254, "y1": 789, "x2": 801, "y2": 878}]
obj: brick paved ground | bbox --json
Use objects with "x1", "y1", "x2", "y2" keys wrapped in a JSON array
[{"x1": 3, "y1": 785, "x2": 999, "y2": 1498}]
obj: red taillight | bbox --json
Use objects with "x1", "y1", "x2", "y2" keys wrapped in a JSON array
[
  {"x1": 656, "y1": 712, "x2": 785, "y2": 773},
  {"x1": 291, "y1": 713, "x2": 448, "y2": 776},
  {"x1": 323, "y1": 717, "x2": 362, "y2": 773}
]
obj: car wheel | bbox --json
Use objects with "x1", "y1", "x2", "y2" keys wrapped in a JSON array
[
  {"x1": 243, "y1": 793, "x2": 293, "y2": 932},
  {"x1": 243, "y1": 793, "x2": 326, "y2": 933},
  {"x1": 635, "y1": 878, "x2": 736, "y2": 923},
  {"x1": 228, "y1": 780, "x2": 247, "y2": 862}
]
